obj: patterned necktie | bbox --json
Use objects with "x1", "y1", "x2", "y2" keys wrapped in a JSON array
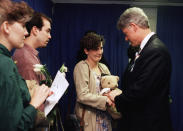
[
  {"x1": 135, "y1": 48, "x2": 141, "y2": 60},
  {"x1": 129, "y1": 47, "x2": 141, "y2": 72}
]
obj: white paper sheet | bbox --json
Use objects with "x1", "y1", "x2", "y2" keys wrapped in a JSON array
[{"x1": 44, "y1": 71, "x2": 69, "y2": 116}]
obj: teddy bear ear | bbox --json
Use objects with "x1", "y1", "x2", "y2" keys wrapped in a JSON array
[{"x1": 116, "y1": 76, "x2": 119, "y2": 81}]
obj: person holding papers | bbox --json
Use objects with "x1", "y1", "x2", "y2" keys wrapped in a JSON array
[
  {"x1": 0, "y1": 0, "x2": 51, "y2": 130},
  {"x1": 73, "y1": 32, "x2": 113, "y2": 131}
]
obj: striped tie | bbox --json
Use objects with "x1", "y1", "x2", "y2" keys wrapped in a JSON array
[{"x1": 129, "y1": 48, "x2": 141, "y2": 72}]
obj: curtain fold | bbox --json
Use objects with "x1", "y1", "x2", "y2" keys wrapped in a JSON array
[
  {"x1": 157, "y1": 6, "x2": 183, "y2": 131},
  {"x1": 11, "y1": 2, "x2": 129, "y2": 130},
  {"x1": 51, "y1": 4, "x2": 129, "y2": 130}
]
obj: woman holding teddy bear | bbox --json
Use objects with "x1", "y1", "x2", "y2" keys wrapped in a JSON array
[{"x1": 73, "y1": 32, "x2": 114, "y2": 131}]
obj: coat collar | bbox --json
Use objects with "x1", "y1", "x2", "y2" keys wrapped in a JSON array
[
  {"x1": 139, "y1": 34, "x2": 158, "y2": 55},
  {"x1": 83, "y1": 60, "x2": 108, "y2": 75},
  {"x1": 0, "y1": 44, "x2": 11, "y2": 57}
]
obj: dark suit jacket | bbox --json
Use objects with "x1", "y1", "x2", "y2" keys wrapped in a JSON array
[{"x1": 115, "y1": 34, "x2": 173, "y2": 131}]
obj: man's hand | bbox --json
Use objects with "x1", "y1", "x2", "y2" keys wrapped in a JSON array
[{"x1": 108, "y1": 89, "x2": 122, "y2": 101}]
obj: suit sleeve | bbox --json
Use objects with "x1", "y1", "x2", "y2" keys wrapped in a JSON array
[{"x1": 115, "y1": 47, "x2": 171, "y2": 112}]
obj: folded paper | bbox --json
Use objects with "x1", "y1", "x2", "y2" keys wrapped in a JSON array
[{"x1": 44, "y1": 71, "x2": 69, "y2": 116}]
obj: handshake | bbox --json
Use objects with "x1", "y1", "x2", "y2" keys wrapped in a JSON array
[{"x1": 100, "y1": 75, "x2": 122, "y2": 119}]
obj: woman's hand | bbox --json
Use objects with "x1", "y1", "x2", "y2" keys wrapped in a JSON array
[{"x1": 29, "y1": 84, "x2": 52, "y2": 109}]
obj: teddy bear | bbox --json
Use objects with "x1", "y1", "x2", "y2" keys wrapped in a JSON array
[{"x1": 100, "y1": 75, "x2": 122, "y2": 119}]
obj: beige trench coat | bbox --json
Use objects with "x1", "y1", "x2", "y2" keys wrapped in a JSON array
[{"x1": 73, "y1": 60, "x2": 112, "y2": 131}]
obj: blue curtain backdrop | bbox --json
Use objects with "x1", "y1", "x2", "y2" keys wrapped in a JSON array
[
  {"x1": 11, "y1": 1, "x2": 183, "y2": 131},
  {"x1": 13, "y1": 0, "x2": 53, "y2": 16},
  {"x1": 51, "y1": 4, "x2": 129, "y2": 130},
  {"x1": 12, "y1": 1, "x2": 129, "y2": 130},
  {"x1": 157, "y1": 6, "x2": 183, "y2": 131}
]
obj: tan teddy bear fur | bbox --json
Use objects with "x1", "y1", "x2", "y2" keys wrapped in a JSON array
[{"x1": 100, "y1": 75, "x2": 122, "y2": 119}]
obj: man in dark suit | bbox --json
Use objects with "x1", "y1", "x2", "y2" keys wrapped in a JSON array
[{"x1": 108, "y1": 7, "x2": 173, "y2": 131}]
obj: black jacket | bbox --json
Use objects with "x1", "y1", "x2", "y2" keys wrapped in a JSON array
[{"x1": 115, "y1": 34, "x2": 173, "y2": 131}]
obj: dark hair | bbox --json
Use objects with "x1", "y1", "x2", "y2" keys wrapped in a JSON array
[
  {"x1": 76, "y1": 31, "x2": 110, "y2": 68},
  {"x1": 0, "y1": 0, "x2": 33, "y2": 25},
  {"x1": 26, "y1": 12, "x2": 52, "y2": 35},
  {"x1": 80, "y1": 32, "x2": 105, "y2": 51},
  {"x1": 84, "y1": 30, "x2": 97, "y2": 36},
  {"x1": 76, "y1": 32, "x2": 105, "y2": 63}
]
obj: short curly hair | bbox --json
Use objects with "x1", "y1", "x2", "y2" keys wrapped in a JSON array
[
  {"x1": 80, "y1": 32, "x2": 105, "y2": 51},
  {"x1": 0, "y1": 0, "x2": 33, "y2": 26}
]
